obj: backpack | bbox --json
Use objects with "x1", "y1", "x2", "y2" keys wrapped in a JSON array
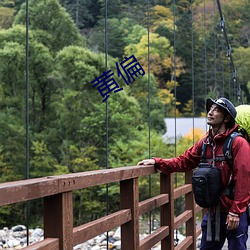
[
  {"x1": 192, "y1": 131, "x2": 241, "y2": 208},
  {"x1": 192, "y1": 161, "x2": 221, "y2": 208},
  {"x1": 235, "y1": 105, "x2": 250, "y2": 142}
]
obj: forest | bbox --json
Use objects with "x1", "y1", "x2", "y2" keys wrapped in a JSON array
[{"x1": 0, "y1": 0, "x2": 249, "y2": 228}]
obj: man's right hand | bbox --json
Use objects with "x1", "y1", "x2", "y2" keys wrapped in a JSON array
[{"x1": 137, "y1": 159, "x2": 155, "y2": 166}]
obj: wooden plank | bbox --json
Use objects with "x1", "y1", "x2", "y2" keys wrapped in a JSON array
[
  {"x1": 44, "y1": 192, "x2": 73, "y2": 250},
  {"x1": 0, "y1": 165, "x2": 156, "y2": 206},
  {"x1": 22, "y1": 238, "x2": 59, "y2": 250},
  {"x1": 120, "y1": 178, "x2": 140, "y2": 250},
  {"x1": 139, "y1": 194, "x2": 169, "y2": 215},
  {"x1": 195, "y1": 204, "x2": 203, "y2": 213},
  {"x1": 73, "y1": 209, "x2": 131, "y2": 245},
  {"x1": 174, "y1": 210, "x2": 192, "y2": 229},
  {"x1": 196, "y1": 226, "x2": 202, "y2": 237},
  {"x1": 0, "y1": 177, "x2": 59, "y2": 206},
  {"x1": 174, "y1": 184, "x2": 192, "y2": 199},
  {"x1": 175, "y1": 236, "x2": 193, "y2": 250},
  {"x1": 161, "y1": 173, "x2": 174, "y2": 250},
  {"x1": 185, "y1": 171, "x2": 196, "y2": 250},
  {"x1": 139, "y1": 226, "x2": 169, "y2": 250},
  {"x1": 57, "y1": 165, "x2": 156, "y2": 192}
]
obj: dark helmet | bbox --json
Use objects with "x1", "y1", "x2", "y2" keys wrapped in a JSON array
[{"x1": 206, "y1": 97, "x2": 237, "y2": 120}]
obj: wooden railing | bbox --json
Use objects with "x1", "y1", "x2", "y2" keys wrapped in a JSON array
[{"x1": 0, "y1": 165, "x2": 203, "y2": 250}]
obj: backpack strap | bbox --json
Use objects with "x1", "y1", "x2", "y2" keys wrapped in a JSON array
[
  {"x1": 223, "y1": 131, "x2": 242, "y2": 169},
  {"x1": 200, "y1": 142, "x2": 208, "y2": 163},
  {"x1": 223, "y1": 132, "x2": 242, "y2": 200}
]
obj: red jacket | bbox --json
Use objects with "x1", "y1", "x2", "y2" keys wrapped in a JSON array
[{"x1": 154, "y1": 124, "x2": 250, "y2": 216}]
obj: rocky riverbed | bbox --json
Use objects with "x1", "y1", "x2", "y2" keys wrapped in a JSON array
[{"x1": 0, "y1": 225, "x2": 188, "y2": 249}]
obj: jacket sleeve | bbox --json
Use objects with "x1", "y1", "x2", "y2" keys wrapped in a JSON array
[
  {"x1": 153, "y1": 140, "x2": 203, "y2": 174},
  {"x1": 229, "y1": 136, "x2": 250, "y2": 215}
]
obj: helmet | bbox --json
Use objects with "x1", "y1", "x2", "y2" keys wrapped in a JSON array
[{"x1": 206, "y1": 97, "x2": 237, "y2": 120}]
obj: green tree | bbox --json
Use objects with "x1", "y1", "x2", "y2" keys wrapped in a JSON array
[
  {"x1": 87, "y1": 17, "x2": 135, "y2": 59},
  {"x1": 234, "y1": 46, "x2": 250, "y2": 102},
  {"x1": 0, "y1": 6, "x2": 15, "y2": 29},
  {"x1": 61, "y1": 0, "x2": 101, "y2": 29},
  {"x1": 14, "y1": 0, "x2": 84, "y2": 52}
]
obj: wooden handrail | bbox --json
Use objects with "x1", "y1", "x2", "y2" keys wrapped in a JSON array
[{"x1": 0, "y1": 165, "x2": 203, "y2": 250}]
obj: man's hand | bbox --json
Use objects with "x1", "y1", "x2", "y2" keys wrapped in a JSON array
[
  {"x1": 137, "y1": 159, "x2": 155, "y2": 166},
  {"x1": 226, "y1": 213, "x2": 240, "y2": 230}
]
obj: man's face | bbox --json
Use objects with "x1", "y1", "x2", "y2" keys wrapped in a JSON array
[{"x1": 207, "y1": 104, "x2": 226, "y2": 127}]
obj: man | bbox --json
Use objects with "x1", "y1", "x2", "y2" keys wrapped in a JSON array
[{"x1": 138, "y1": 97, "x2": 250, "y2": 250}]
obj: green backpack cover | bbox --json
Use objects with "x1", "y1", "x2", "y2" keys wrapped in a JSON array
[{"x1": 235, "y1": 105, "x2": 250, "y2": 140}]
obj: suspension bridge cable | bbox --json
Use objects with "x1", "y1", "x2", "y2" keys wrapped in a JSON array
[
  {"x1": 104, "y1": 0, "x2": 109, "y2": 248},
  {"x1": 173, "y1": 0, "x2": 177, "y2": 157},
  {"x1": 25, "y1": 0, "x2": 30, "y2": 245},
  {"x1": 76, "y1": 0, "x2": 79, "y2": 27},
  {"x1": 216, "y1": 0, "x2": 242, "y2": 103},
  {"x1": 172, "y1": 0, "x2": 179, "y2": 245},
  {"x1": 191, "y1": 0, "x2": 195, "y2": 144},
  {"x1": 147, "y1": 0, "x2": 152, "y2": 234},
  {"x1": 213, "y1": 0, "x2": 217, "y2": 94},
  {"x1": 203, "y1": 0, "x2": 207, "y2": 97},
  {"x1": 218, "y1": 33, "x2": 225, "y2": 96}
]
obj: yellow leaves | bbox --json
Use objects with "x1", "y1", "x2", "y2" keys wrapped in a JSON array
[
  {"x1": 125, "y1": 32, "x2": 185, "y2": 77},
  {"x1": 166, "y1": 80, "x2": 180, "y2": 91},
  {"x1": 200, "y1": 112, "x2": 207, "y2": 118},
  {"x1": 158, "y1": 88, "x2": 174, "y2": 105},
  {"x1": 148, "y1": 5, "x2": 174, "y2": 32},
  {"x1": 0, "y1": 7, "x2": 15, "y2": 29},
  {"x1": 152, "y1": 5, "x2": 173, "y2": 19},
  {"x1": 183, "y1": 99, "x2": 193, "y2": 115},
  {"x1": 184, "y1": 128, "x2": 205, "y2": 142},
  {"x1": 125, "y1": 32, "x2": 174, "y2": 76},
  {"x1": 174, "y1": 56, "x2": 186, "y2": 77}
]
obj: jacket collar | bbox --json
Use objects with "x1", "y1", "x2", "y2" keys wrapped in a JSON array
[{"x1": 206, "y1": 124, "x2": 239, "y2": 143}]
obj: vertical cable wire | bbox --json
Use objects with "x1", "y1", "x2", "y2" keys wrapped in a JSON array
[
  {"x1": 203, "y1": 0, "x2": 207, "y2": 98},
  {"x1": 104, "y1": 0, "x2": 109, "y2": 248},
  {"x1": 76, "y1": 0, "x2": 79, "y2": 27},
  {"x1": 25, "y1": 0, "x2": 30, "y2": 245},
  {"x1": 228, "y1": 64, "x2": 231, "y2": 100},
  {"x1": 213, "y1": 0, "x2": 217, "y2": 94},
  {"x1": 219, "y1": 37, "x2": 225, "y2": 96},
  {"x1": 173, "y1": 1, "x2": 177, "y2": 157},
  {"x1": 191, "y1": 0, "x2": 195, "y2": 145},
  {"x1": 172, "y1": 0, "x2": 179, "y2": 244},
  {"x1": 147, "y1": 0, "x2": 152, "y2": 234},
  {"x1": 216, "y1": 0, "x2": 241, "y2": 103}
]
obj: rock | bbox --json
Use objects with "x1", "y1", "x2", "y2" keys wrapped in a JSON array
[
  {"x1": 91, "y1": 245, "x2": 101, "y2": 250},
  {"x1": 30, "y1": 228, "x2": 43, "y2": 238},
  {"x1": 87, "y1": 238, "x2": 94, "y2": 245},
  {"x1": 0, "y1": 230, "x2": 7, "y2": 238},
  {"x1": 113, "y1": 227, "x2": 120, "y2": 240},
  {"x1": 95, "y1": 234, "x2": 106, "y2": 243},
  {"x1": 113, "y1": 240, "x2": 121, "y2": 249},
  {"x1": 0, "y1": 224, "x2": 187, "y2": 249},
  {"x1": 108, "y1": 236, "x2": 116, "y2": 243},
  {"x1": 7, "y1": 239, "x2": 20, "y2": 247},
  {"x1": 107, "y1": 231, "x2": 114, "y2": 237},
  {"x1": 11, "y1": 226, "x2": 26, "y2": 232},
  {"x1": 100, "y1": 240, "x2": 108, "y2": 246},
  {"x1": 73, "y1": 242, "x2": 87, "y2": 249}
]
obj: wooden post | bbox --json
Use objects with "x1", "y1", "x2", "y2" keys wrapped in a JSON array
[
  {"x1": 120, "y1": 178, "x2": 139, "y2": 250},
  {"x1": 185, "y1": 171, "x2": 196, "y2": 250},
  {"x1": 44, "y1": 192, "x2": 73, "y2": 250},
  {"x1": 161, "y1": 173, "x2": 174, "y2": 250}
]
